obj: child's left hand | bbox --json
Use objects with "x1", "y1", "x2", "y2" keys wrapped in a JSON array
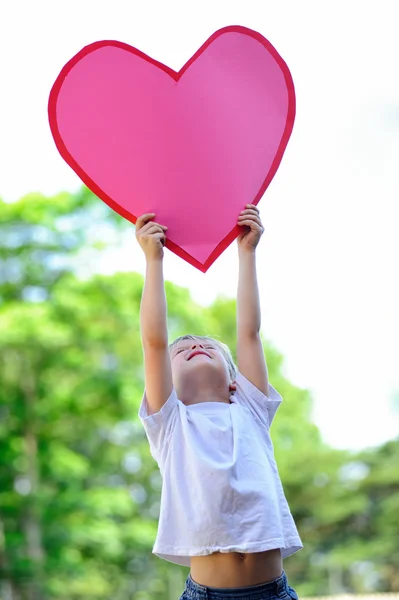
[{"x1": 237, "y1": 205, "x2": 264, "y2": 251}]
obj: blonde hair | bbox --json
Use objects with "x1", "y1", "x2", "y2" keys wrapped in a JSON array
[{"x1": 169, "y1": 335, "x2": 238, "y2": 382}]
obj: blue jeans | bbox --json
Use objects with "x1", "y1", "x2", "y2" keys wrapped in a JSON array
[{"x1": 179, "y1": 570, "x2": 299, "y2": 600}]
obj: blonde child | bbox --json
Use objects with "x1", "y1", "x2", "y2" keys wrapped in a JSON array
[{"x1": 136, "y1": 205, "x2": 302, "y2": 600}]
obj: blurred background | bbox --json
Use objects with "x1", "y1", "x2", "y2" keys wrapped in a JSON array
[{"x1": 0, "y1": 1, "x2": 398, "y2": 598}]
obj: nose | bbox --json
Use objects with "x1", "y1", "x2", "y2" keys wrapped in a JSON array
[{"x1": 191, "y1": 343, "x2": 204, "y2": 349}]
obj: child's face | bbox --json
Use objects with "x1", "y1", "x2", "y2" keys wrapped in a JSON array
[{"x1": 170, "y1": 338, "x2": 233, "y2": 398}]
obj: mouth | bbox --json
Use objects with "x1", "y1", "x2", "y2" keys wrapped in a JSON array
[{"x1": 187, "y1": 350, "x2": 211, "y2": 360}]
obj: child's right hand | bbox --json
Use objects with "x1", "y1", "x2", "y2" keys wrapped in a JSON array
[{"x1": 135, "y1": 213, "x2": 168, "y2": 262}]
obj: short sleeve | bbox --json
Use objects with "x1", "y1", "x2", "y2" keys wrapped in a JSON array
[
  {"x1": 234, "y1": 372, "x2": 283, "y2": 429},
  {"x1": 138, "y1": 388, "x2": 179, "y2": 456}
]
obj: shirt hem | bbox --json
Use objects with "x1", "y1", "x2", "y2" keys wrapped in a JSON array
[{"x1": 153, "y1": 537, "x2": 303, "y2": 566}]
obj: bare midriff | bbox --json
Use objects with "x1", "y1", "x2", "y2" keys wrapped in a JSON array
[{"x1": 190, "y1": 548, "x2": 283, "y2": 588}]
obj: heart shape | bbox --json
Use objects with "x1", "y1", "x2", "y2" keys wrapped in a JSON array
[{"x1": 49, "y1": 25, "x2": 295, "y2": 272}]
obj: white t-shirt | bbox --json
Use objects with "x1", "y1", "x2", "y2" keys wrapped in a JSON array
[{"x1": 138, "y1": 372, "x2": 303, "y2": 567}]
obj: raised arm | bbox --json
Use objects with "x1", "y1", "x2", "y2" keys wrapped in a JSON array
[
  {"x1": 236, "y1": 205, "x2": 269, "y2": 396},
  {"x1": 136, "y1": 213, "x2": 173, "y2": 415}
]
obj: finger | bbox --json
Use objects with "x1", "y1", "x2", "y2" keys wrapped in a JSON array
[
  {"x1": 137, "y1": 222, "x2": 156, "y2": 234},
  {"x1": 144, "y1": 224, "x2": 167, "y2": 236},
  {"x1": 153, "y1": 231, "x2": 166, "y2": 245},
  {"x1": 138, "y1": 222, "x2": 168, "y2": 235},
  {"x1": 136, "y1": 213, "x2": 156, "y2": 229},
  {"x1": 136, "y1": 214, "x2": 168, "y2": 231},
  {"x1": 148, "y1": 223, "x2": 168, "y2": 230},
  {"x1": 238, "y1": 219, "x2": 263, "y2": 229},
  {"x1": 240, "y1": 208, "x2": 260, "y2": 217},
  {"x1": 238, "y1": 214, "x2": 262, "y2": 226},
  {"x1": 239, "y1": 212, "x2": 261, "y2": 223},
  {"x1": 245, "y1": 204, "x2": 259, "y2": 213}
]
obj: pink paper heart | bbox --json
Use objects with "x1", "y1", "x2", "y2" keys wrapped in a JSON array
[{"x1": 49, "y1": 25, "x2": 295, "y2": 272}]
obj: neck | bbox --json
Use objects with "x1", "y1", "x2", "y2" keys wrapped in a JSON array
[{"x1": 178, "y1": 380, "x2": 231, "y2": 406}]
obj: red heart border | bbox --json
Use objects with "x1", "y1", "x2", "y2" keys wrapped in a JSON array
[{"x1": 48, "y1": 25, "x2": 295, "y2": 272}]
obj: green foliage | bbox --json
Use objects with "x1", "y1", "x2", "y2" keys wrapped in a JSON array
[{"x1": 0, "y1": 190, "x2": 398, "y2": 598}]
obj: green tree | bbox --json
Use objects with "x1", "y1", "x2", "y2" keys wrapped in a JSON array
[{"x1": 0, "y1": 190, "x2": 398, "y2": 598}]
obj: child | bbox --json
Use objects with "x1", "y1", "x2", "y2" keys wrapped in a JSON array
[{"x1": 136, "y1": 205, "x2": 302, "y2": 600}]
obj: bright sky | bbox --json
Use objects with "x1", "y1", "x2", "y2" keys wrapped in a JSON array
[{"x1": 1, "y1": 0, "x2": 398, "y2": 451}]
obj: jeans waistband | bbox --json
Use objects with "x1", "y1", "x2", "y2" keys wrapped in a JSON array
[{"x1": 184, "y1": 570, "x2": 289, "y2": 599}]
